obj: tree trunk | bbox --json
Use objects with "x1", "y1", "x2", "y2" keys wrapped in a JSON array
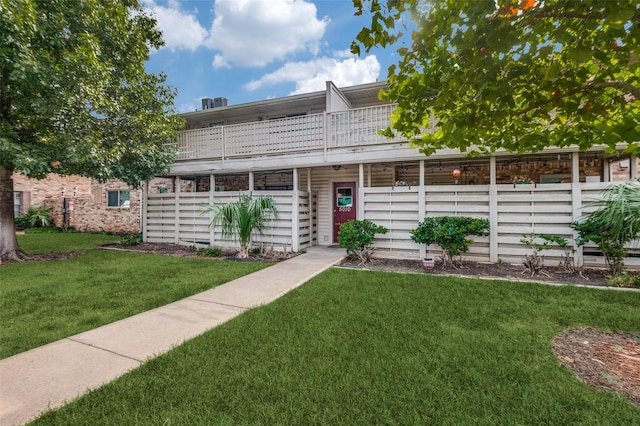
[
  {"x1": 237, "y1": 245, "x2": 249, "y2": 259},
  {"x1": 0, "y1": 166, "x2": 26, "y2": 263}
]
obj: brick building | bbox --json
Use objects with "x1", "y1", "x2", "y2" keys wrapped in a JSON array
[{"x1": 12, "y1": 174, "x2": 143, "y2": 234}]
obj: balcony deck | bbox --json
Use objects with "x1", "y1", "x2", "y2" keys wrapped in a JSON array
[{"x1": 174, "y1": 105, "x2": 433, "y2": 168}]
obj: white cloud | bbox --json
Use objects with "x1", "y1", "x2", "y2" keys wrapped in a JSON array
[
  {"x1": 143, "y1": 0, "x2": 208, "y2": 51},
  {"x1": 207, "y1": 0, "x2": 329, "y2": 68},
  {"x1": 245, "y1": 54, "x2": 381, "y2": 94}
]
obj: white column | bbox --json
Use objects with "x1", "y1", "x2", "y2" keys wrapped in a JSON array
[
  {"x1": 142, "y1": 181, "x2": 149, "y2": 242},
  {"x1": 323, "y1": 112, "x2": 329, "y2": 162},
  {"x1": 358, "y1": 163, "x2": 365, "y2": 220},
  {"x1": 571, "y1": 152, "x2": 583, "y2": 267},
  {"x1": 209, "y1": 174, "x2": 215, "y2": 245},
  {"x1": 418, "y1": 160, "x2": 426, "y2": 259},
  {"x1": 174, "y1": 176, "x2": 181, "y2": 244},
  {"x1": 489, "y1": 156, "x2": 498, "y2": 262},
  {"x1": 291, "y1": 168, "x2": 300, "y2": 252},
  {"x1": 248, "y1": 171, "x2": 254, "y2": 192},
  {"x1": 307, "y1": 168, "x2": 314, "y2": 247}
]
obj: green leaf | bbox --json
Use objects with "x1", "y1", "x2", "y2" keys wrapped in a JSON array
[{"x1": 544, "y1": 62, "x2": 561, "y2": 81}]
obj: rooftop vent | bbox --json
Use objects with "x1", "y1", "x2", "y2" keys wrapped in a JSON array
[{"x1": 201, "y1": 97, "x2": 228, "y2": 110}]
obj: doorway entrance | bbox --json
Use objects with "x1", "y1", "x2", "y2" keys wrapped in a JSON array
[{"x1": 333, "y1": 182, "x2": 356, "y2": 243}]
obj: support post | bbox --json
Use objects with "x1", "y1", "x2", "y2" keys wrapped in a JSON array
[
  {"x1": 358, "y1": 163, "x2": 365, "y2": 220},
  {"x1": 174, "y1": 176, "x2": 181, "y2": 244},
  {"x1": 418, "y1": 160, "x2": 426, "y2": 259},
  {"x1": 291, "y1": 168, "x2": 300, "y2": 252},
  {"x1": 489, "y1": 156, "x2": 498, "y2": 263},
  {"x1": 209, "y1": 174, "x2": 215, "y2": 245},
  {"x1": 571, "y1": 152, "x2": 583, "y2": 267},
  {"x1": 142, "y1": 181, "x2": 149, "y2": 242},
  {"x1": 307, "y1": 168, "x2": 313, "y2": 246}
]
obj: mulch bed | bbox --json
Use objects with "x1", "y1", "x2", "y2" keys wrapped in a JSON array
[
  {"x1": 338, "y1": 257, "x2": 611, "y2": 286},
  {"x1": 553, "y1": 328, "x2": 640, "y2": 407}
]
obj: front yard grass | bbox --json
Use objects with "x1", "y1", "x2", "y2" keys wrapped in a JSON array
[
  {"x1": 1, "y1": 235, "x2": 270, "y2": 359},
  {"x1": 32, "y1": 268, "x2": 640, "y2": 425},
  {"x1": 16, "y1": 232, "x2": 121, "y2": 254}
]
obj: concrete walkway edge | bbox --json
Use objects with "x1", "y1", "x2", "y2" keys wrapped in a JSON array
[{"x1": 0, "y1": 246, "x2": 345, "y2": 426}]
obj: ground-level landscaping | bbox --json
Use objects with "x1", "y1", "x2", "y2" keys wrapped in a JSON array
[
  {"x1": 1, "y1": 234, "x2": 270, "y2": 359},
  {"x1": 29, "y1": 267, "x2": 640, "y2": 424}
]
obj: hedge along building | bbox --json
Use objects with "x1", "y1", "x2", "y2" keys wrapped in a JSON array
[{"x1": 143, "y1": 81, "x2": 640, "y2": 269}]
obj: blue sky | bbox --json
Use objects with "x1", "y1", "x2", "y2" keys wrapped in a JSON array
[{"x1": 142, "y1": 0, "x2": 405, "y2": 113}]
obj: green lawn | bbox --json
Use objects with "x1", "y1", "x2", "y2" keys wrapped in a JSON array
[
  {"x1": 17, "y1": 232, "x2": 121, "y2": 254},
  {"x1": 31, "y1": 268, "x2": 640, "y2": 425},
  {"x1": 1, "y1": 234, "x2": 270, "y2": 359}
]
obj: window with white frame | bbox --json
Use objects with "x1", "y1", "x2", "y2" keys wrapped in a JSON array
[
  {"x1": 107, "y1": 190, "x2": 130, "y2": 208},
  {"x1": 13, "y1": 192, "x2": 22, "y2": 217}
]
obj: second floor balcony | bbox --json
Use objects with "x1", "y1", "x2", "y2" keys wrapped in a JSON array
[{"x1": 175, "y1": 104, "x2": 435, "y2": 163}]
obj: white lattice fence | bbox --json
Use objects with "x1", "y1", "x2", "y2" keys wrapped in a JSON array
[
  {"x1": 363, "y1": 186, "x2": 421, "y2": 258},
  {"x1": 177, "y1": 193, "x2": 211, "y2": 245},
  {"x1": 298, "y1": 191, "x2": 316, "y2": 249},
  {"x1": 495, "y1": 184, "x2": 574, "y2": 265},
  {"x1": 426, "y1": 185, "x2": 491, "y2": 262},
  {"x1": 145, "y1": 194, "x2": 177, "y2": 243}
]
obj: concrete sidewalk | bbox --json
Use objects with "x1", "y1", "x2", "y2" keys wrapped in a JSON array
[{"x1": 0, "y1": 246, "x2": 345, "y2": 426}]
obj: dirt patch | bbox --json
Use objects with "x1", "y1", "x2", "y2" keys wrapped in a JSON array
[
  {"x1": 553, "y1": 328, "x2": 640, "y2": 406},
  {"x1": 339, "y1": 257, "x2": 610, "y2": 286}
]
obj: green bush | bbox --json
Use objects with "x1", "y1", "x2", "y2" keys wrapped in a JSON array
[
  {"x1": 411, "y1": 216, "x2": 490, "y2": 268},
  {"x1": 15, "y1": 205, "x2": 54, "y2": 230},
  {"x1": 120, "y1": 234, "x2": 143, "y2": 246},
  {"x1": 571, "y1": 217, "x2": 627, "y2": 277},
  {"x1": 573, "y1": 178, "x2": 640, "y2": 278},
  {"x1": 338, "y1": 219, "x2": 389, "y2": 265},
  {"x1": 520, "y1": 233, "x2": 576, "y2": 275},
  {"x1": 607, "y1": 272, "x2": 640, "y2": 288},
  {"x1": 196, "y1": 246, "x2": 223, "y2": 257}
]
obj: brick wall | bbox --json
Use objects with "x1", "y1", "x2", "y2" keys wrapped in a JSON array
[{"x1": 12, "y1": 173, "x2": 141, "y2": 234}]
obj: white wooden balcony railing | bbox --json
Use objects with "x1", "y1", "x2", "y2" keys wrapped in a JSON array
[{"x1": 175, "y1": 104, "x2": 415, "y2": 161}]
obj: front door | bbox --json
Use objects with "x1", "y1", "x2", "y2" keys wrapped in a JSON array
[{"x1": 333, "y1": 182, "x2": 356, "y2": 243}]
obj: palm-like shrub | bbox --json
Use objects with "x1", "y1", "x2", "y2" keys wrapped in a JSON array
[
  {"x1": 201, "y1": 193, "x2": 279, "y2": 258},
  {"x1": 15, "y1": 205, "x2": 54, "y2": 230},
  {"x1": 572, "y1": 178, "x2": 640, "y2": 277}
]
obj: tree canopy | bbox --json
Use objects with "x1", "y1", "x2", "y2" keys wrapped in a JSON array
[
  {"x1": 352, "y1": 0, "x2": 640, "y2": 156},
  {"x1": 0, "y1": 0, "x2": 183, "y2": 260}
]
